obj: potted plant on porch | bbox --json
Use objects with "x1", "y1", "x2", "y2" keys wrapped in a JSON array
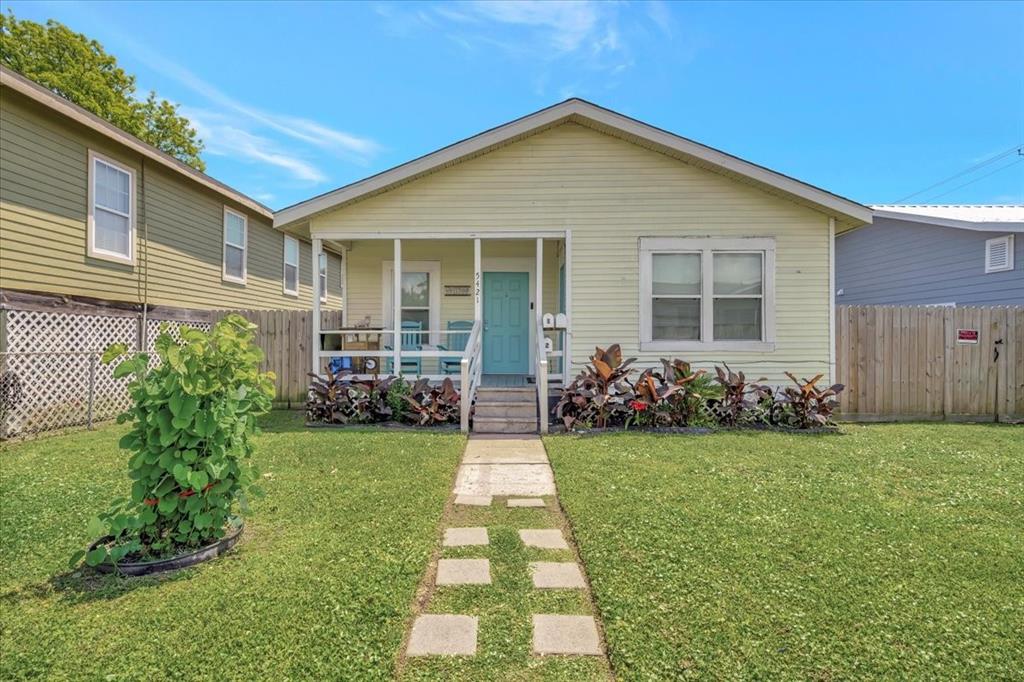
[{"x1": 70, "y1": 315, "x2": 275, "y2": 576}]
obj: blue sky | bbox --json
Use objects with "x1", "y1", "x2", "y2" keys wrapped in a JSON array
[{"x1": 8, "y1": 1, "x2": 1023, "y2": 209}]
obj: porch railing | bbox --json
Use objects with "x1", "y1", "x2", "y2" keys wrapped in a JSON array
[
  {"x1": 536, "y1": 317, "x2": 549, "y2": 434},
  {"x1": 459, "y1": 320, "x2": 483, "y2": 432}
]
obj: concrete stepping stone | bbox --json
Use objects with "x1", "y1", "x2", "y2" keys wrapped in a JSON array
[
  {"x1": 407, "y1": 614, "x2": 477, "y2": 656},
  {"x1": 436, "y1": 558, "x2": 491, "y2": 585},
  {"x1": 508, "y1": 497, "x2": 545, "y2": 508},
  {"x1": 443, "y1": 527, "x2": 489, "y2": 547},
  {"x1": 532, "y1": 614, "x2": 601, "y2": 655},
  {"x1": 463, "y1": 437, "x2": 549, "y2": 464},
  {"x1": 454, "y1": 464, "x2": 556, "y2": 496},
  {"x1": 529, "y1": 562, "x2": 586, "y2": 589},
  {"x1": 519, "y1": 529, "x2": 569, "y2": 550},
  {"x1": 454, "y1": 494, "x2": 492, "y2": 507}
]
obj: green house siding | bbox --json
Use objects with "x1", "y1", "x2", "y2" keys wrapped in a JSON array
[{"x1": 0, "y1": 87, "x2": 340, "y2": 310}]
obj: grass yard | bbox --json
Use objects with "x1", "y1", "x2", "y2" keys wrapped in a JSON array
[
  {"x1": 546, "y1": 424, "x2": 1024, "y2": 680},
  {"x1": 0, "y1": 411, "x2": 464, "y2": 680}
]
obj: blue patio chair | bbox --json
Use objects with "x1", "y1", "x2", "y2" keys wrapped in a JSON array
[
  {"x1": 385, "y1": 320, "x2": 423, "y2": 376},
  {"x1": 438, "y1": 320, "x2": 474, "y2": 374}
]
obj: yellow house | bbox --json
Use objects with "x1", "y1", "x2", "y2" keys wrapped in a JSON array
[
  {"x1": 0, "y1": 66, "x2": 342, "y2": 313},
  {"x1": 273, "y1": 100, "x2": 872, "y2": 432}
]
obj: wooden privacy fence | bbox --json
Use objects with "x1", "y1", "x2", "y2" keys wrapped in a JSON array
[
  {"x1": 213, "y1": 309, "x2": 342, "y2": 407},
  {"x1": 836, "y1": 305, "x2": 1024, "y2": 422}
]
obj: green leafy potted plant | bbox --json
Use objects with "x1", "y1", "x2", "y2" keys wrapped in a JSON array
[{"x1": 70, "y1": 315, "x2": 275, "y2": 575}]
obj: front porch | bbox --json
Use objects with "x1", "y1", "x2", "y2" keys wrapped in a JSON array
[{"x1": 308, "y1": 233, "x2": 572, "y2": 433}]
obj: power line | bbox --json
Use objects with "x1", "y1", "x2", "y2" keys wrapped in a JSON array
[
  {"x1": 921, "y1": 157, "x2": 1024, "y2": 202},
  {"x1": 893, "y1": 143, "x2": 1023, "y2": 203}
]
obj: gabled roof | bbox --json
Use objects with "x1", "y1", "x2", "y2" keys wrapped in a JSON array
[
  {"x1": 0, "y1": 66, "x2": 272, "y2": 219},
  {"x1": 871, "y1": 204, "x2": 1024, "y2": 233},
  {"x1": 274, "y1": 98, "x2": 872, "y2": 228}
]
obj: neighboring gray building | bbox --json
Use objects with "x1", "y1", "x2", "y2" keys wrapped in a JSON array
[{"x1": 836, "y1": 205, "x2": 1024, "y2": 306}]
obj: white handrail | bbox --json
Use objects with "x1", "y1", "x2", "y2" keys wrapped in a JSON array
[
  {"x1": 536, "y1": 319, "x2": 548, "y2": 434},
  {"x1": 460, "y1": 319, "x2": 483, "y2": 432}
]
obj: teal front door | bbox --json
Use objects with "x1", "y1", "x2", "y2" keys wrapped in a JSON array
[{"x1": 483, "y1": 272, "x2": 530, "y2": 374}]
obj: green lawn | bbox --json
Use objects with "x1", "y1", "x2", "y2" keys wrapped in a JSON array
[
  {"x1": 546, "y1": 424, "x2": 1024, "y2": 680},
  {"x1": 0, "y1": 412, "x2": 464, "y2": 680}
]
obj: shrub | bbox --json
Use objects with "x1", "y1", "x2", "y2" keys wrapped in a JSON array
[
  {"x1": 778, "y1": 372, "x2": 845, "y2": 428},
  {"x1": 403, "y1": 377, "x2": 461, "y2": 425},
  {"x1": 305, "y1": 372, "x2": 459, "y2": 426},
  {"x1": 709, "y1": 364, "x2": 772, "y2": 426},
  {"x1": 632, "y1": 359, "x2": 722, "y2": 427},
  {"x1": 554, "y1": 345, "x2": 636, "y2": 430},
  {"x1": 72, "y1": 315, "x2": 274, "y2": 568}
]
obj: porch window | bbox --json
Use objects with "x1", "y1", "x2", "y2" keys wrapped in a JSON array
[
  {"x1": 400, "y1": 272, "x2": 431, "y2": 331},
  {"x1": 640, "y1": 237, "x2": 775, "y2": 351},
  {"x1": 283, "y1": 235, "x2": 299, "y2": 295},
  {"x1": 319, "y1": 253, "x2": 327, "y2": 302},
  {"x1": 223, "y1": 208, "x2": 247, "y2": 283},
  {"x1": 382, "y1": 261, "x2": 441, "y2": 344},
  {"x1": 87, "y1": 151, "x2": 134, "y2": 264}
]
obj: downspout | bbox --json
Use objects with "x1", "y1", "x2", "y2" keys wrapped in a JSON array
[{"x1": 828, "y1": 217, "x2": 836, "y2": 385}]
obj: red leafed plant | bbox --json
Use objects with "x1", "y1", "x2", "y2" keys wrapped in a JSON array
[
  {"x1": 554, "y1": 344, "x2": 636, "y2": 430},
  {"x1": 710, "y1": 364, "x2": 772, "y2": 426},
  {"x1": 778, "y1": 372, "x2": 845, "y2": 428},
  {"x1": 403, "y1": 377, "x2": 461, "y2": 425}
]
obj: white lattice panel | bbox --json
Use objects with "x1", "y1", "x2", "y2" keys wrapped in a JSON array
[{"x1": 0, "y1": 310, "x2": 208, "y2": 438}]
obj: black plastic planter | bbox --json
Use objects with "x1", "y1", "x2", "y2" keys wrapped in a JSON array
[{"x1": 87, "y1": 520, "x2": 244, "y2": 576}]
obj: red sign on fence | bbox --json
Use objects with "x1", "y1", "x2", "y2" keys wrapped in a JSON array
[{"x1": 957, "y1": 328, "x2": 979, "y2": 344}]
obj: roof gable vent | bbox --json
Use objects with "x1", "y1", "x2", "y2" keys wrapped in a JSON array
[{"x1": 985, "y1": 235, "x2": 1014, "y2": 273}]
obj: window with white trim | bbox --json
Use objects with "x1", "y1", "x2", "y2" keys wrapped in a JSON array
[
  {"x1": 318, "y1": 253, "x2": 328, "y2": 302},
  {"x1": 640, "y1": 237, "x2": 775, "y2": 351},
  {"x1": 87, "y1": 151, "x2": 134, "y2": 263},
  {"x1": 985, "y1": 235, "x2": 1014, "y2": 273},
  {"x1": 283, "y1": 235, "x2": 299, "y2": 295},
  {"x1": 382, "y1": 261, "x2": 441, "y2": 345},
  {"x1": 222, "y1": 208, "x2": 247, "y2": 283}
]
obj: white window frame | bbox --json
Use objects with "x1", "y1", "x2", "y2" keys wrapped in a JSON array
[
  {"x1": 639, "y1": 237, "x2": 776, "y2": 352},
  {"x1": 222, "y1": 207, "x2": 248, "y2": 284},
  {"x1": 382, "y1": 261, "x2": 442, "y2": 345},
  {"x1": 318, "y1": 252, "x2": 328, "y2": 302},
  {"x1": 86, "y1": 150, "x2": 135, "y2": 265},
  {"x1": 282, "y1": 235, "x2": 299, "y2": 296},
  {"x1": 985, "y1": 235, "x2": 1014, "y2": 273}
]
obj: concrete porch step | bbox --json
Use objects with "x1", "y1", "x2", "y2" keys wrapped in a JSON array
[
  {"x1": 472, "y1": 416, "x2": 538, "y2": 434},
  {"x1": 473, "y1": 401, "x2": 538, "y2": 418},
  {"x1": 476, "y1": 387, "x2": 536, "y2": 403}
]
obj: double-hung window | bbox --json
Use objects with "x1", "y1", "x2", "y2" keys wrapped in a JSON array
[
  {"x1": 283, "y1": 235, "x2": 299, "y2": 295},
  {"x1": 640, "y1": 237, "x2": 775, "y2": 351},
  {"x1": 87, "y1": 151, "x2": 135, "y2": 264},
  {"x1": 223, "y1": 208, "x2": 247, "y2": 283},
  {"x1": 318, "y1": 253, "x2": 328, "y2": 302},
  {"x1": 382, "y1": 261, "x2": 441, "y2": 345}
]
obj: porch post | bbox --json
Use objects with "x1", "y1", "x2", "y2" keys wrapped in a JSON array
[
  {"x1": 535, "y1": 238, "x2": 543, "y2": 325},
  {"x1": 564, "y1": 230, "x2": 573, "y2": 384},
  {"x1": 393, "y1": 238, "x2": 402, "y2": 375},
  {"x1": 473, "y1": 238, "x2": 482, "y2": 321},
  {"x1": 311, "y1": 237, "x2": 322, "y2": 377}
]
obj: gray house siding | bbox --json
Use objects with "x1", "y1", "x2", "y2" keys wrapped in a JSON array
[{"x1": 836, "y1": 217, "x2": 1024, "y2": 305}]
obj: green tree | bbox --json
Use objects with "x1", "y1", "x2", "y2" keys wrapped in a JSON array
[{"x1": 1, "y1": 11, "x2": 205, "y2": 170}]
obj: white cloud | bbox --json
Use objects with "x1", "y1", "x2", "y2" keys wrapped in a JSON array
[{"x1": 186, "y1": 108, "x2": 327, "y2": 183}]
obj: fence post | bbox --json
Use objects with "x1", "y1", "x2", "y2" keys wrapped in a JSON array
[{"x1": 87, "y1": 353, "x2": 97, "y2": 430}]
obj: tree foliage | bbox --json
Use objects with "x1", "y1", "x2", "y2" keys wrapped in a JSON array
[{"x1": 0, "y1": 11, "x2": 205, "y2": 170}]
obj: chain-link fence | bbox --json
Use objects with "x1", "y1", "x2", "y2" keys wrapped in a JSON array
[{"x1": 0, "y1": 309, "x2": 209, "y2": 439}]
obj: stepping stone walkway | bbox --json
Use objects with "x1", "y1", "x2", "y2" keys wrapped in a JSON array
[{"x1": 402, "y1": 435, "x2": 610, "y2": 665}]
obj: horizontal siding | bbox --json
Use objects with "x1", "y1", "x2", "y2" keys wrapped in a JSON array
[
  {"x1": 313, "y1": 122, "x2": 833, "y2": 382},
  {"x1": 0, "y1": 87, "x2": 340, "y2": 311},
  {"x1": 836, "y1": 219, "x2": 1024, "y2": 305}
]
